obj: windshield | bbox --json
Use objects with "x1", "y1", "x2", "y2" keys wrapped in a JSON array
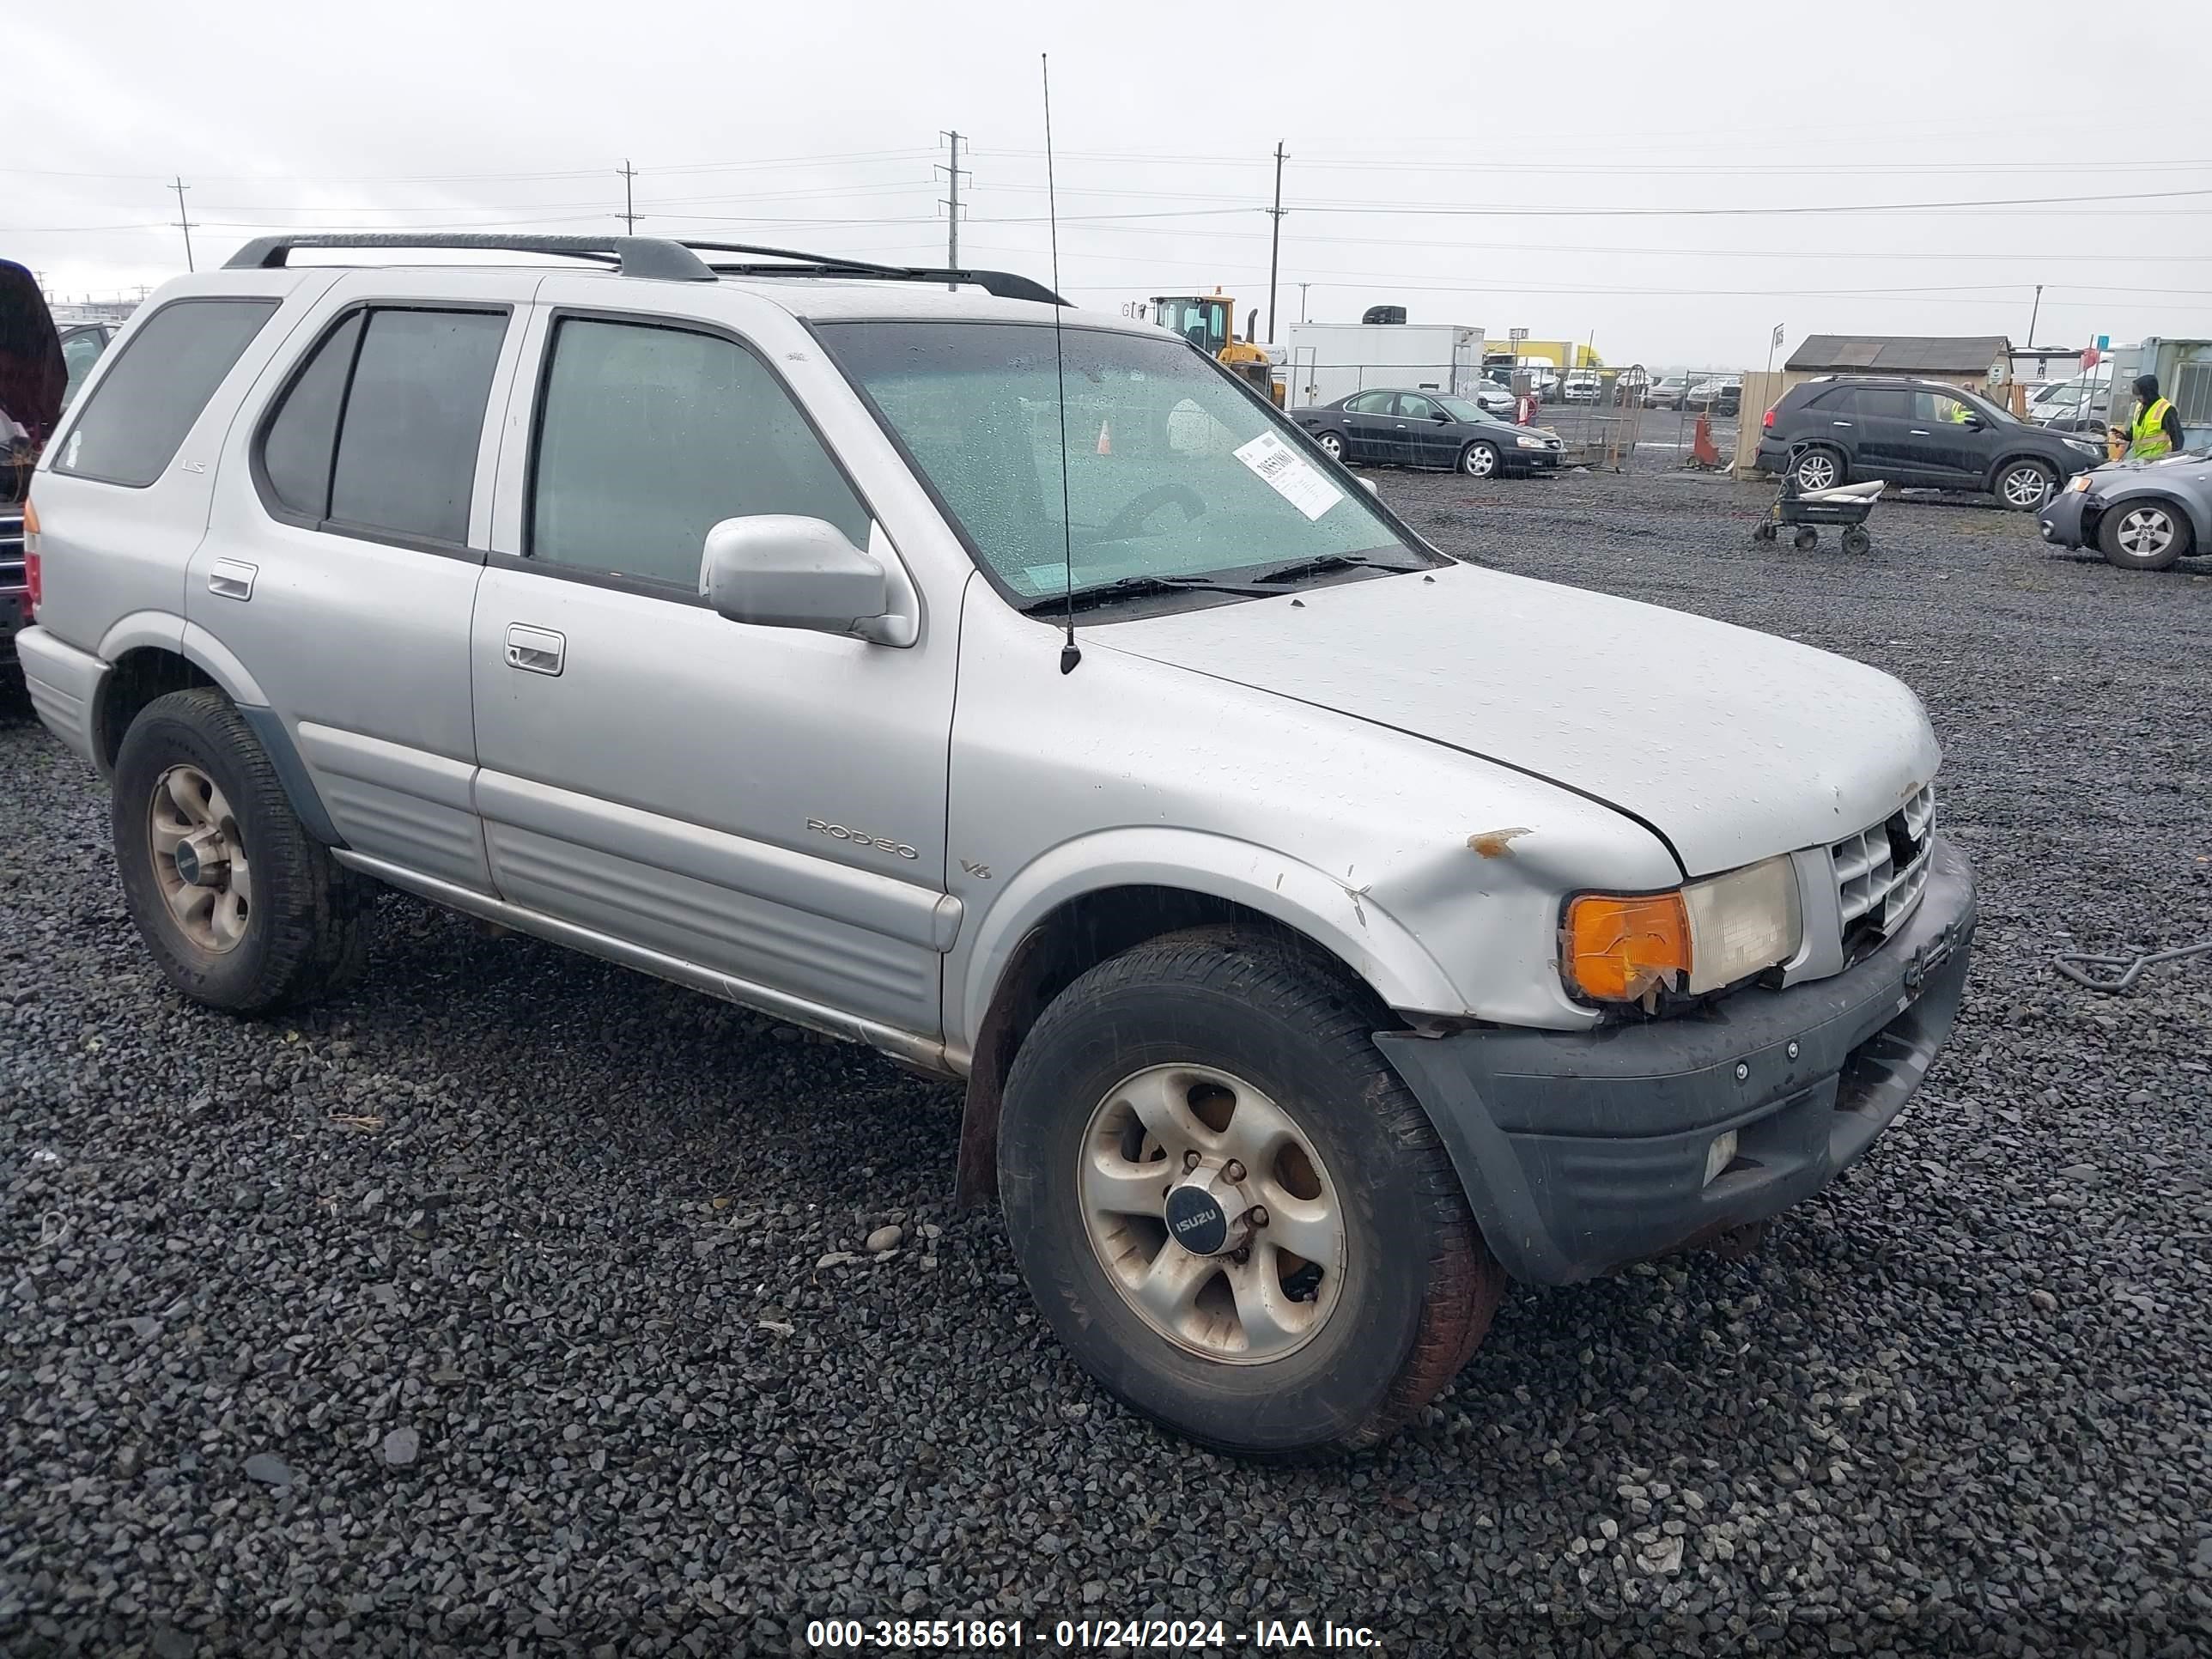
[
  {"x1": 819, "y1": 321, "x2": 1420, "y2": 604},
  {"x1": 1436, "y1": 397, "x2": 1489, "y2": 422}
]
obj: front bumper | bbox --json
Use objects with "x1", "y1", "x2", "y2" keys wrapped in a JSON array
[
  {"x1": 2038, "y1": 489, "x2": 2092, "y2": 548},
  {"x1": 1376, "y1": 836, "x2": 1976, "y2": 1286}
]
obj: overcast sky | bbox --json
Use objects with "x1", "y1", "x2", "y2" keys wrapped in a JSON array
[{"x1": 13, "y1": 1, "x2": 2210, "y2": 367}]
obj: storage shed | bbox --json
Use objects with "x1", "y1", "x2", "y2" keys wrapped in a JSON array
[{"x1": 1781, "y1": 335, "x2": 2011, "y2": 392}]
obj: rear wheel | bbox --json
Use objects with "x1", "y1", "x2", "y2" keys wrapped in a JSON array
[
  {"x1": 2099, "y1": 501, "x2": 2191, "y2": 572},
  {"x1": 112, "y1": 689, "x2": 370, "y2": 1012},
  {"x1": 1997, "y1": 459, "x2": 2057, "y2": 512},
  {"x1": 1841, "y1": 526, "x2": 1872, "y2": 556},
  {"x1": 1793, "y1": 526, "x2": 1820, "y2": 551},
  {"x1": 1790, "y1": 448, "x2": 1842, "y2": 493},
  {"x1": 998, "y1": 927, "x2": 1504, "y2": 1457},
  {"x1": 1459, "y1": 441, "x2": 1502, "y2": 479},
  {"x1": 1315, "y1": 431, "x2": 1346, "y2": 462}
]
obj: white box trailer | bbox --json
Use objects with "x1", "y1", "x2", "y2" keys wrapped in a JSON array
[{"x1": 1280, "y1": 323, "x2": 1487, "y2": 408}]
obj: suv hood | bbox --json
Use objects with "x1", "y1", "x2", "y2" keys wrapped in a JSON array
[{"x1": 1100, "y1": 562, "x2": 1938, "y2": 878}]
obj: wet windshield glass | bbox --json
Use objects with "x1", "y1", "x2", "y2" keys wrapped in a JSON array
[{"x1": 819, "y1": 321, "x2": 1419, "y2": 604}]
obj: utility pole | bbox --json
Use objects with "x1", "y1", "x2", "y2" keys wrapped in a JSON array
[
  {"x1": 1298, "y1": 282, "x2": 1310, "y2": 325},
  {"x1": 617, "y1": 160, "x2": 639, "y2": 234},
  {"x1": 1264, "y1": 142, "x2": 1286, "y2": 343},
  {"x1": 937, "y1": 131, "x2": 969, "y2": 287},
  {"x1": 2027, "y1": 283, "x2": 2044, "y2": 346},
  {"x1": 170, "y1": 177, "x2": 197, "y2": 273}
]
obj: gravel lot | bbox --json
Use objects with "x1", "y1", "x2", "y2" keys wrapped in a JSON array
[{"x1": 4, "y1": 465, "x2": 2210, "y2": 1657}]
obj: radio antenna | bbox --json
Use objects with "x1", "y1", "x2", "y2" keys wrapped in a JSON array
[{"x1": 1042, "y1": 52, "x2": 1080, "y2": 674}]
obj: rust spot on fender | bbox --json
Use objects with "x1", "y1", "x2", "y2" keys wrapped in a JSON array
[{"x1": 1467, "y1": 827, "x2": 1534, "y2": 859}]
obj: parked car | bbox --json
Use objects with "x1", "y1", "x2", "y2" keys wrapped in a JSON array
[
  {"x1": 19, "y1": 234, "x2": 1975, "y2": 1457},
  {"x1": 1467, "y1": 380, "x2": 1517, "y2": 417},
  {"x1": 1645, "y1": 374, "x2": 1692, "y2": 410},
  {"x1": 2038, "y1": 450, "x2": 2209, "y2": 571},
  {"x1": 1757, "y1": 375, "x2": 2103, "y2": 510},
  {"x1": 1, "y1": 262, "x2": 73, "y2": 679},
  {"x1": 1292, "y1": 388, "x2": 1564, "y2": 477},
  {"x1": 1558, "y1": 373, "x2": 1602, "y2": 404},
  {"x1": 1686, "y1": 376, "x2": 1742, "y2": 416}
]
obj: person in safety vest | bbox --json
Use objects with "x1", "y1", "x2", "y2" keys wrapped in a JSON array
[{"x1": 2126, "y1": 374, "x2": 2184, "y2": 461}]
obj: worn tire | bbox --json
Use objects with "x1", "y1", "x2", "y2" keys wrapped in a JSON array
[
  {"x1": 112, "y1": 688, "x2": 370, "y2": 1013},
  {"x1": 998, "y1": 926, "x2": 1504, "y2": 1457},
  {"x1": 2098, "y1": 499, "x2": 2191, "y2": 572}
]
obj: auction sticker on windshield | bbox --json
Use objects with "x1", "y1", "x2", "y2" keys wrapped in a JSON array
[{"x1": 1233, "y1": 430, "x2": 1344, "y2": 521}]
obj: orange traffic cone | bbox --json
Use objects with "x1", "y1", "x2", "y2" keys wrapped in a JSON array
[{"x1": 1096, "y1": 418, "x2": 1112, "y2": 456}]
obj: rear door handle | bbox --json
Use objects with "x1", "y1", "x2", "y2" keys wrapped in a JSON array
[
  {"x1": 1909, "y1": 428, "x2": 1932, "y2": 436},
  {"x1": 1831, "y1": 421, "x2": 1854, "y2": 428},
  {"x1": 207, "y1": 559, "x2": 258, "y2": 602},
  {"x1": 504, "y1": 623, "x2": 566, "y2": 678}
]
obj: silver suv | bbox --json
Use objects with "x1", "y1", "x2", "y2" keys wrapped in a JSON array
[{"x1": 18, "y1": 235, "x2": 1976, "y2": 1455}]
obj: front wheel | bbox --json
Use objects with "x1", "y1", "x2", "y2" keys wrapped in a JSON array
[
  {"x1": 2099, "y1": 501, "x2": 2191, "y2": 572},
  {"x1": 1997, "y1": 459, "x2": 2057, "y2": 512},
  {"x1": 112, "y1": 689, "x2": 370, "y2": 1012},
  {"x1": 1315, "y1": 431, "x2": 1346, "y2": 462},
  {"x1": 1841, "y1": 526, "x2": 1872, "y2": 556},
  {"x1": 998, "y1": 928, "x2": 1504, "y2": 1457},
  {"x1": 1793, "y1": 526, "x2": 1820, "y2": 551},
  {"x1": 1459, "y1": 441, "x2": 1502, "y2": 479}
]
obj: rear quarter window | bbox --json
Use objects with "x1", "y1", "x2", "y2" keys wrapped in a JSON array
[{"x1": 53, "y1": 299, "x2": 279, "y2": 487}]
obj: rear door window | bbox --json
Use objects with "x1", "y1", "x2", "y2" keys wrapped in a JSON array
[
  {"x1": 1856, "y1": 388, "x2": 1912, "y2": 420},
  {"x1": 54, "y1": 299, "x2": 278, "y2": 486},
  {"x1": 328, "y1": 310, "x2": 507, "y2": 544},
  {"x1": 252, "y1": 307, "x2": 506, "y2": 545}
]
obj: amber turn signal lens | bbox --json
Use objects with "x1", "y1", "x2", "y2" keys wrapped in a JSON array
[{"x1": 1565, "y1": 891, "x2": 1690, "y2": 1002}]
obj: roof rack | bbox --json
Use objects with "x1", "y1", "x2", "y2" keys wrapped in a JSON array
[
  {"x1": 219, "y1": 233, "x2": 1067, "y2": 307},
  {"x1": 678, "y1": 241, "x2": 1066, "y2": 307},
  {"x1": 222, "y1": 234, "x2": 718, "y2": 283}
]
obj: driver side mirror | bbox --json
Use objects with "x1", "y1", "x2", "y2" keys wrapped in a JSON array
[
  {"x1": 1960, "y1": 416, "x2": 1985, "y2": 431},
  {"x1": 1433, "y1": 410, "x2": 1453, "y2": 423},
  {"x1": 701, "y1": 516, "x2": 890, "y2": 640}
]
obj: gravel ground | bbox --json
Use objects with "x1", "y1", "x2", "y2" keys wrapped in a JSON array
[{"x1": 3, "y1": 465, "x2": 2210, "y2": 1658}]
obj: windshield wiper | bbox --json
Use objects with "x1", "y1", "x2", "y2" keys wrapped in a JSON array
[
  {"x1": 1019, "y1": 573, "x2": 1283, "y2": 615},
  {"x1": 1249, "y1": 551, "x2": 1429, "y2": 586}
]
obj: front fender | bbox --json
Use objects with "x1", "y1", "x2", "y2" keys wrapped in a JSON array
[{"x1": 950, "y1": 826, "x2": 1467, "y2": 1060}]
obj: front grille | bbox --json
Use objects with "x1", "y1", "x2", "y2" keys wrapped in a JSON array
[{"x1": 1832, "y1": 784, "x2": 1935, "y2": 948}]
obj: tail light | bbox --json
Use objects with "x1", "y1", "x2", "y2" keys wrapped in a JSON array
[
  {"x1": 21, "y1": 497, "x2": 40, "y2": 617},
  {"x1": 1761, "y1": 407, "x2": 1777, "y2": 430}
]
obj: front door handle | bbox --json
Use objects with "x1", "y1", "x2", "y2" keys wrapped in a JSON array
[
  {"x1": 1831, "y1": 421, "x2": 1855, "y2": 428},
  {"x1": 207, "y1": 559, "x2": 258, "y2": 602},
  {"x1": 504, "y1": 623, "x2": 566, "y2": 678},
  {"x1": 1909, "y1": 428, "x2": 1932, "y2": 436}
]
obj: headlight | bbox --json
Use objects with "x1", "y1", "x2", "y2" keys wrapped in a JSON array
[
  {"x1": 1563, "y1": 855, "x2": 1802, "y2": 1005},
  {"x1": 1516, "y1": 434, "x2": 1546, "y2": 449},
  {"x1": 2064, "y1": 473, "x2": 2094, "y2": 494},
  {"x1": 2063, "y1": 438, "x2": 2101, "y2": 456}
]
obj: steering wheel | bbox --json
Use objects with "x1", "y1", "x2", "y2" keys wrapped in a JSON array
[{"x1": 1096, "y1": 483, "x2": 1206, "y2": 544}]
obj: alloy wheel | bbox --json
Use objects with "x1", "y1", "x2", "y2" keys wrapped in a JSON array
[
  {"x1": 1077, "y1": 1063, "x2": 1346, "y2": 1364},
  {"x1": 1794, "y1": 453, "x2": 1837, "y2": 491},
  {"x1": 2002, "y1": 465, "x2": 2053, "y2": 508},
  {"x1": 148, "y1": 763, "x2": 252, "y2": 953},
  {"x1": 2113, "y1": 506, "x2": 2176, "y2": 560}
]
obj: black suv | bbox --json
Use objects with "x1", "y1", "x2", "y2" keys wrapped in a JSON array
[{"x1": 1755, "y1": 375, "x2": 2104, "y2": 511}]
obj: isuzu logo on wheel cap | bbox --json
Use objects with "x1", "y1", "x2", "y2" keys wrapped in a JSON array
[{"x1": 1164, "y1": 1185, "x2": 1230, "y2": 1255}]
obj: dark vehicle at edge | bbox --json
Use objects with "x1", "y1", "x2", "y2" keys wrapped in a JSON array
[
  {"x1": 1756, "y1": 374, "x2": 2103, "y2": 512},
  {"x1": 1292, "y1": 388, "x2": 1564, "y2": 478}
]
